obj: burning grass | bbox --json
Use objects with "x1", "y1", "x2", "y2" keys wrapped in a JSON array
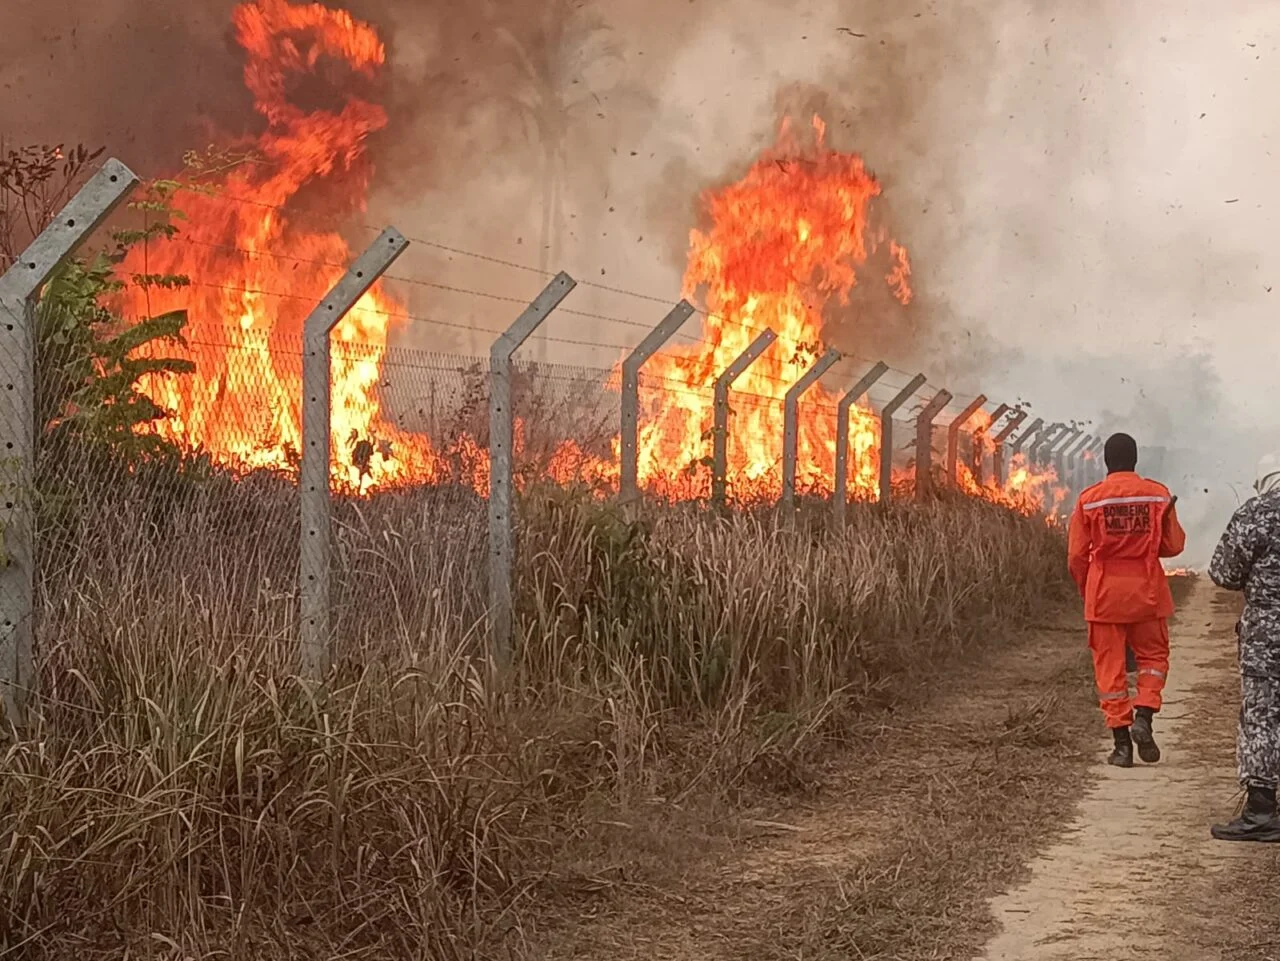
[{"x1": 0, "y1": 463, "x2": 1070, "y2": 959}]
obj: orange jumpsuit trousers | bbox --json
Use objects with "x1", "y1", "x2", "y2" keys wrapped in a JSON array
[{"x1": 1088, "y1": 620, "x2": 1170, "y2": 729}]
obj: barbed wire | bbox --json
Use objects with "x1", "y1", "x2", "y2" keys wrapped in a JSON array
[
  {"x1": 184, "y1": 279, "x2": 320, "y2": 306},
  {"x1": 139, "y1": 295, "x2": 955, "y2": 431},
  {"x1": 161, "y1": 187, "x2": 902, "y2": 369},
  {"x1": 152, "y1": 236, "x2": 708, "y2": 347},
  {"x1": 179, "y1": 283, "x2": 641, "y2": 357},
  {"x1": 174, "y1": 278, "x2": 850, "y2": 397},
  {"x1": 165, "y1": 335, "x2": 754, "y2": 412},
  {"x1": 163, "y1": 235, "x2": 352, "y2": 272},
  {"x1": 178, "y1": 256, "x2": 919, "y2": 401},
  {"x1": 165, "y1": 186, "x2": 1027, "y2": 416},
  {"x1": 133, "y1": 182, "x2": 1043, "y2": 423},
  {"x1": 137, "y1": 297, "x2": 917, "y2": 420},
  {"x1": 380, "y1": 273, "x2": 703, "y2": 347},
  {"x1": 387, "y1": 239, "x2": 894, "y2": 367},
  {"x1": 145, "y1": 193, "x2": 932, "y2": 397},
  {"x1": 377, "y1": 239, "x2": 940, "y2": 391}
]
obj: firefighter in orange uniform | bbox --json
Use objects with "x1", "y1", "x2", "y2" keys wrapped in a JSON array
[{"x1": 1067, "y1": 433, "x2": 1186, "y2": 767}]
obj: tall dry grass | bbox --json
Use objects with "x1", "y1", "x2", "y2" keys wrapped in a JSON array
[{"x1": 0, "y1": 474, "x2": 1069, "y2": 959}]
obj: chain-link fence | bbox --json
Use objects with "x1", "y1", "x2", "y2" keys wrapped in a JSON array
[{"x1": 0, "y1": 159, "x2": 1103, "y2": 718}]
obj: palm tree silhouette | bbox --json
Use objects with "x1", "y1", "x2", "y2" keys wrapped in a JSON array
[{"x1": 485, "y1": 0, "x2": 625, "y2": 363}]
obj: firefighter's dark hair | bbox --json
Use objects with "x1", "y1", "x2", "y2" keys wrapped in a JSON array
[{"x1": 1104, "y1": 433, "x2": 1138, "y2": 473}]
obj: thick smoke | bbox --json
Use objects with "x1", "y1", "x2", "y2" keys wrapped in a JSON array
[
  {"x1": 0, "y1": 0, "x2": 1031, "y2": 364},
  {"x1": 349, "y1": 0, "x2": 1021, "y2": 366},
  {"x1": 903, "y1": 1, "x2": 1280, "y2": 563}
]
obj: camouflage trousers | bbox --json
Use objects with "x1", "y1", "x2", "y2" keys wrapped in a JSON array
[{"x1": 1239, "y1": 674, "x2": 1280, "y2": 789}]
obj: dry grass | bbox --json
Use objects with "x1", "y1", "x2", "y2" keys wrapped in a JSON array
[{"x1": 0, "y1": 470, "x2": 1071, "y2": 959}]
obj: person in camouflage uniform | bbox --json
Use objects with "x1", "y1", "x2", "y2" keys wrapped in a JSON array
[{"x1": 1208, "y1": 452, "x2": 1280, "y2": 842}]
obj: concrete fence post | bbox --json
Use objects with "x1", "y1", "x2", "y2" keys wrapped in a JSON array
[
  {"x1": 782, "y1": 349, "x2": 841, "y2": 517},
  {"x1": 1026, "y1": 423, "x2": 1050, "y2": 466},
  {"x1": 0, "y1": 158, "x2": 138, "y2": 725},
  {"x1": 879, "y1": 374, "x2": 927, "y2": 504},
  {"x1": 915, "y1": 389, "x2": 953, "y2": 496},
  {"x1": 619, "y1": 300, "x2": 695, "y2": 503},
  {"x1": 1044, "y1": 427, "x2": 1076, "y2": 477},
  {"x1": 299, "y1": 228, "x2": 408, "y2": 680},
  {"x1": 1063, "y1": 432, "x2": 1092, "y2": 496},
  {"x1": 834, "y1": 361, "x2": 888, "y2": 528},
  {"x1": 1002, "y1": 417, "x2": 1044, "y2": 488},
  {"x1": 973, "y1": 402, "x2": 1009, "y2": 485},
  {"x1": 1054, "y1": 429, "x2": 1083, "y2": 495},
  {"x1": 1010, "y1": 417, "x2": 1043, "y2": 458},
  {"x1": 1042, "y1": 425, "x2": 1071, "y2": 469},
  {"x1": 990, "y1": 409, "x2": 1027, "y2": 488},
  {"x1": 1032, "y1": 425, "x2": 1057, "y2": 471},
  {"x1": 947, "y1": 394, "x2": 988, "y2": 486},
  {"x1": 1032, "y1": 424, "x2": 1065, "y2": 469},
  {"x1": 711, "y1": 329, "x2": 777, "y2": 512},
  {"x1": 1061, "y1": 433, "x2": 1081, "y2": 494},
  {"x1": 1053, "y1": 427, "x2": 1079, "y2": 477},
  {"x1": 489, "y1": 273, "x2": 577, "y2": 667},
  {"x1": 1061, "y1": 432, "x2": 1090, "y2": 515}
]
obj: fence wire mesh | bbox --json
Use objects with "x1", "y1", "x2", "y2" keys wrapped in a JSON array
[
  {"x1": 34, "y1": 302, "x2": 310, "y2": 672},
  {"x1": 0, "y1": 178, "x2": 1093, "y2": 698}
]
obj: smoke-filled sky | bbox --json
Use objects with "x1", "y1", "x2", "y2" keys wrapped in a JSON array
[{"x1": 2, "y1": 0, "x2": 1278, "y2": 487}]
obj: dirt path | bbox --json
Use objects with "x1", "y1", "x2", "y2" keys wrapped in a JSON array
[
  {"x1": 977, "y1": 579, "x2": 1265, "y2": 961},
  {"x1": 540, "y1": 605, "x2": 1106, "y2": 961},
  {"x1": 538, "y1": 578, "x2": 1280, "y2": 961}
]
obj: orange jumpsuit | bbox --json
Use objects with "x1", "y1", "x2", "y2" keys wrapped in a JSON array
[{"x1": 1067, "y1": 471, "x2": 1187, "y2": 729}]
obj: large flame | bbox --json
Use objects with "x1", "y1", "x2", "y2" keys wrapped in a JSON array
[
  {"x1": 635, "y1": 116, "x2": 897, "y2": 501},
  {"x1": 118, "y1": 0, "x2": 434, "y2": 491},
  {"x1": 116, "y1": 0, "x2": 1062, "y2": 514}
]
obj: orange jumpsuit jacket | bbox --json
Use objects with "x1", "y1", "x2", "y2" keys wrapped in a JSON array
[{"x1": 1067, "y1": 471, "x2": 1187, "y2": 623}]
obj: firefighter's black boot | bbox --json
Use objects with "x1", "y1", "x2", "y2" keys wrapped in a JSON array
[
  {"x1": 1131, "y1": 706, "x2": 1161, "y2": 763},
  {"x1": 1108, "y1": 727, "x2": 1134, "y2": 768},
  {"x1": 1211, "y1": 784, "x2": 1280, "y2": 842}
]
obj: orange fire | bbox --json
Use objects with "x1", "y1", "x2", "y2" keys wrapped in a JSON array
[
  {"x1": 114, "y1": 0, "x2": 1063, "y2": 515},
  {"x1": 957, "y1": 453, "x2": 1065, "y2": 517},
  {"x1": 633, "y1": 116, "x2": 902, "y2": 501},
  {"x1": 947, "y1": 409, "x2": 1065, "y2": 515},
  {"x1": 118, "y1": 0, "x2": 436, "y2": 491}
]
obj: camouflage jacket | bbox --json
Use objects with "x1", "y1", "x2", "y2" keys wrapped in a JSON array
[{"x1": 1209, "y1": 490, "x2": 1280, "y2": 677}]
